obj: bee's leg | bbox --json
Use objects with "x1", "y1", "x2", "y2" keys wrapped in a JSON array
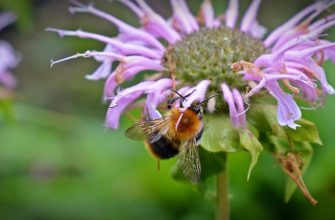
[{"x1": 157, "y1": 159, "x2": 161, "y2": 171}]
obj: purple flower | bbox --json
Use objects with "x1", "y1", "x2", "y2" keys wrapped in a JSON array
[
  {"x1": 49, "y1": 0, "x2": 335, "y2": 130},
  {"x1": 0, "y1": 12, "x2": 20, "y2": 89}
]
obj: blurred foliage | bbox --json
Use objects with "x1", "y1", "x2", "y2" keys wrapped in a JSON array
[
  {"x1": 0, "y1": 104, "x2": 215, "y2": 220},
  {"x1": 0, "y1": 98, "x2": 14, "y2": 122},
  {"x1": 0, "y1": 0, "x2": 34, "y2": 31},
  {"x1": 0, "y1": 0, "x2": 335, "y2": 220}
]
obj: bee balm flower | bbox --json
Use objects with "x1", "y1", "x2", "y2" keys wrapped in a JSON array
[
  {"x1": 48, "y1": 0, "x2": 335, "y2": 130},
  {"x1": 49, "y1": 0, "x2": 335, "y2": 204}
]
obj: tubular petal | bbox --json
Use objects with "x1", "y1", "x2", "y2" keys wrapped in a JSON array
[
  {"x1": 221, "y1": 83, "x2": 239, "y2": 127},
  {"x1": 240, "y1": 0, "x2": 262, "y2": 33},
  {"x1": 264, "y1": 1, "x2": 325, "y2": 46},
  {"x1": 266, "y1": 82, "x2": 301, "y2": 129},
  {"x1": 181, "y1": 80, "x2": 211, "y2": 111},
  {"x1": 225, "y1": 0, "x2": 239, "y2": 28}
]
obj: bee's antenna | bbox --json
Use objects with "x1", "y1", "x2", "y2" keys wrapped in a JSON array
[
  {"x1": 170, "y1": 89, "x2": 197, "y2": 108},
  {"x1": 170, "y1": 89, "x2": 186, "y2": 100},
  {"x1": 183, "y1": 89, "x2": 197, "y2": 99},
  {"x1": 199, "y1": 92, "x2": 222, "y2": 105}
]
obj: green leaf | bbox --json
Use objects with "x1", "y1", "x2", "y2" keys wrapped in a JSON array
[
  {"x1": 248, "y1": 104, "x2": 286, "y2": 137},
  {"x1": 201, "y1": 113, "x2": 264, "y2": 181},
  {"x1": 197, "y1": 176, "x2": 216, "y2": 201},
  {"x1": 198, "y1": 147, "x2": 226, "y2": 180},
  {"x1": 170, "y1": 162, "x2": 186, "y2": 183},
  {"x1": 238, "y1": 129, "x2": 263, "y2": 180},
  {"x1": 201, "y1": 114, "x2": 241, "y2": 152},
  {"x1": 284, "y1": 142, "x2": 314, "y2": 202},
  {"x1": 171, "y1": 148, "x2": 226, "y2": 200},
  {"x1": 286, "y1": 119, "x2": 322, "y2": 145},
  {"x1": 250, "y1": 105, "x2": 322, "y2": 145},
  {"x1": 268, "y1": 135, "x2": 292, "y2": 154},
  {"x1": 196, "y1": 175, "x2": 217, "y2": 201}
]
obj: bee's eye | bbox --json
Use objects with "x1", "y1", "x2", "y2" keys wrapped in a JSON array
[{"x1": 190, "y1": 105, "x2": 201, "y2": 114}]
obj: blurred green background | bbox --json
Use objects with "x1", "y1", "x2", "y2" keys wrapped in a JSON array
[{"x1": 0, "y1": 0, "x2": 335, "y2": 219}]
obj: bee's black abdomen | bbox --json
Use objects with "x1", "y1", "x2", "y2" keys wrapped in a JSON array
[{"x1": 148, "y1": 136, "x2": 180, "y2": 159}]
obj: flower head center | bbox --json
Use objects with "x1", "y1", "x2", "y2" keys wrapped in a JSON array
[{"x1": 163, "y1": 27, "x2": 266, "y2": 91}]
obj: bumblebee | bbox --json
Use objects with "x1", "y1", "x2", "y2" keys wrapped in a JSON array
[{"x1": 125, "y1": 91, "x2": 216, "y2": 184}]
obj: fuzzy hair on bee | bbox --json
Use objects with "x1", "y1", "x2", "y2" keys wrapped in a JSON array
[{"x1": 125, "y1": 91, "x2": 219, "y2": 184}]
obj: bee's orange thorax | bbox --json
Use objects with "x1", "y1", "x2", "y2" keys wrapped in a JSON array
[{"x1": 168, "y1": 107, "x2": 202, "y2": 141}]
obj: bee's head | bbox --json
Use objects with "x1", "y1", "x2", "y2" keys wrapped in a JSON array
[
  {"x1": 189, "y1": 93, "x2": 222, "y2": 115},
  {"x1": 168, "y1": 90, "x2": 221, "y2": 114},
  {"x1": 189, "y1": 101, "x2": 203, "y2": 114}
]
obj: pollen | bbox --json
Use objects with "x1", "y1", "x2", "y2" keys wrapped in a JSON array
[{"x1": 163, "y1": 27, "x2": 267, "y2": 91}]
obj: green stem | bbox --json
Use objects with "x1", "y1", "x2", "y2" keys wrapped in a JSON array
[{"x1": 217, "y1": 166, "x2": 229, "y2": 220}]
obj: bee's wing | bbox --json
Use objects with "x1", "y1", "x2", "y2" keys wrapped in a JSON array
[
  {"x1": 125, "y1": 121, "x2": 149, "y2": 141},
  {"x1": 178, "y1": 137, "x2": 201, "y2": 184},
  {"x1": 125, "y1": 116, "x2": 171, "y2": 143}
]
